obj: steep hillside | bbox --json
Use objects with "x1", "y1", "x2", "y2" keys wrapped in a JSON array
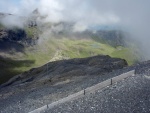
[
  {"x1": 0, "y1": 36, "x2": 139, "y2": 84},
  {"x1": 0, "y1": 55, "x2": 128, "y2": 113},
  {"x1": 0, "y1": 13, "x2": 140, "y2": 84},
  {"x1": 1, "y1": 55, "x2": 150, "y2": 113},
  {"x1": 1, "y1": 55, "x2": 128, "y2": 87}
]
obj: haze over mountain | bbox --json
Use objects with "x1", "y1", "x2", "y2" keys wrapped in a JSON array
[
  {"x1": 0, "y1": 0, "x2": 146, "y2": 84},
  {"x1": 0, "y1": 1, "x2": 150, "y2": 113},
  {"x1": 1, "y1": 0, "x2": 150, "y2": 57}
]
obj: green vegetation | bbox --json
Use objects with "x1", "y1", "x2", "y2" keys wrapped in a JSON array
[
  {"x1": 61, "y1": 38, "x2": 115, "y2": 58},
  {"x1": 25, "y1": 27, "x2": 38, "y2": 38},
  {"x1": 0, "y1": 57, "x2": 34, "y2": 84},
  {"x1": 0, "y1": 37, "x2": 139, "y2": 84},
  {"x1": 21, "y1": 38, "x2": 138, "y2": 67},
  {"x1": 0, "y1": 23, "x2": 4, "y2": 29},
  {"x1": 110, "y1": 46, "x2": 139, "y2": 65}
]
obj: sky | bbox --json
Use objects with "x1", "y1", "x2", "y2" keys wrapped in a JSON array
[
  {"x1": 11, "y1": 0, "x2": 20, "y2": 5},
  {"x1": 0, "y1": 0, "x2": 149, "y2": 26},
  {"x1": 0, "y1": 0, "x2": 19, "y2": 13},
  {"x1": 0, "y1": 0, "x2": 121, "y2": 24},
  {"x1": 1, "y1": 0, "x2": 150, "y2": 58}
]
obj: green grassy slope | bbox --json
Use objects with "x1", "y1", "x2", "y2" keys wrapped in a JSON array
[
  {"x1": 0, "y1": 37, "x2": 139, "y2": 84},
  {"x1": 110, "y1": 46, "x2": 139, "y2": 65}
]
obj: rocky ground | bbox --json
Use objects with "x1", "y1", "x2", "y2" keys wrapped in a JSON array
[
  {"x1": 45, "y1": 65, "x2": 150, "y2": 113},
  {"x1": 0, "y1": 55, "x2": 150, "y2": 113},
  {"x1": 0, "y1": 55, "x2": 128, "y2": 113}
]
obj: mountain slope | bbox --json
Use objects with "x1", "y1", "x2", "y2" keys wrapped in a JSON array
[
  {"x1": 0, "y1": 55, "x2": 128, "y2": 113},
  {"x1": 0, "y1": 15, "x2": 140, "y2": 84},
  {"x1": 0, "y1": 55, "x2": 149, "y2": 113},
  {"x1": 47, "y1": 67, "x2": 150, "y2": 113},
  {"x1": 0, "y1": 36, "x2": 139, "y2": 84}
]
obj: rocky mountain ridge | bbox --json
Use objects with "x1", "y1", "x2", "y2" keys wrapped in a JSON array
[
  {"x1": 0, "y1": 55, "x2": 129, "y2": 113},
  {"x1": 0, "y1": 10, "x2": 141, "y2": 86},
  {"x1": 0, "y1": 55, "x2": 150, "y2": 113},
  {"x1": 0, "y1": 55, "x2": 127, "y2": 88}
]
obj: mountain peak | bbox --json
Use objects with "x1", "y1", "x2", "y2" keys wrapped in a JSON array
[{"x1": 32, "y1": 8, "x2": 40, "y2": 15}]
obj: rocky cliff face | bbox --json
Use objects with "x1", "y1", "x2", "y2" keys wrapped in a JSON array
[
  {"x1": 0, "y1": 11, "x2": 39, "y2": 48},
  {"x1": 0, "y1": 29, "x2": 26, "y2": 41},
  {"x1": 0, "y1": 28, "x2": 38, "y2": 47}
]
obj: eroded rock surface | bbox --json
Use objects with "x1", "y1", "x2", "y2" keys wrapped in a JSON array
[{"x1": 0, "y1": 55, "x2": 128, "y2": 113}]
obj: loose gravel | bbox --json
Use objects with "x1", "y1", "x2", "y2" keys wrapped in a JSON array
[
  {"x1": 0, "y1": 61, "x2": 150, "y2": 113},
  {"x1": 44, "y1": 71, "x2": 150, "y2": 113},
  {"x1": 0, "y1": 69, "x2": 130, "y2": 113}
]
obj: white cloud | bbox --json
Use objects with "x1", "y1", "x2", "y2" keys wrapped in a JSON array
[
  {"x1": 0, "y1": 0, "x2": 121, "y2": 25},
  {"x1": 73, "y1": 22, "x2": 88, "y2": 32},
  {"x1": 1, "y1": 0, "x2": 150, "y2": 58}
]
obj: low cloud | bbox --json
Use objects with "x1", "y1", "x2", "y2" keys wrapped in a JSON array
[{"x1": 0, "y1": 0, "x2": 150, "y2": 59}]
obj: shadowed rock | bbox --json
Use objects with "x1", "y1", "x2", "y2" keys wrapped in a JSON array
[{"x1": 1, "y1": 55, "x2": 127, "y2": 88}]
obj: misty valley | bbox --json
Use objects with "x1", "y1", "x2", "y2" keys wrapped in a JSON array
[
  {"x1": 0, "y1": 1, "x2": 150, "y2": 113},
  {"x1": 0, "y1": 9, "x2": 142, "y2": 84}
]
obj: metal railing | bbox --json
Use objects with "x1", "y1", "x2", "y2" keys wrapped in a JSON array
[{"x1": 29, "y1": 70, "x2": 135, "y2": 113}]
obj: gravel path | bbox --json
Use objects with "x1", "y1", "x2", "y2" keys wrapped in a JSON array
[{"x1": 44, "y1": 67, "x2": 150, "y2": 113}]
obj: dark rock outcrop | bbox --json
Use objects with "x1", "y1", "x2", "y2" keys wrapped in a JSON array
[
  {"x1": 0, "y1": 55, "x2": 136, "y2": 113},
  {"x1": 1, "y1": 55, "x2": 128, "y2": 88},
  {"x1": 0, "y1": 28, "x2": 38, "y2": 47}
]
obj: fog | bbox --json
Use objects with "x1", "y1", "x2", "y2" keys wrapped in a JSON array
[{"x1": 0, "y1": 0, "x2": 150, "y2": 59}]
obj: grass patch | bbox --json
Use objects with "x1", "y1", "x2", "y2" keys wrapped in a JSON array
[
  {"x1": 0, "y1": 37, "x2": 138, "y2": 84},
  {"x1": 25, "y1": 27, "x2": 38, "y2": 38},
  {"x1": 0, "y1": 57, "x2": 35, "y2": 84},
  {"x1": 110, "y1": 47, "x2": 139, "y2": 65},
  {"x1": 0, "y1": 23, "x2": 5, "y2": 29}
]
